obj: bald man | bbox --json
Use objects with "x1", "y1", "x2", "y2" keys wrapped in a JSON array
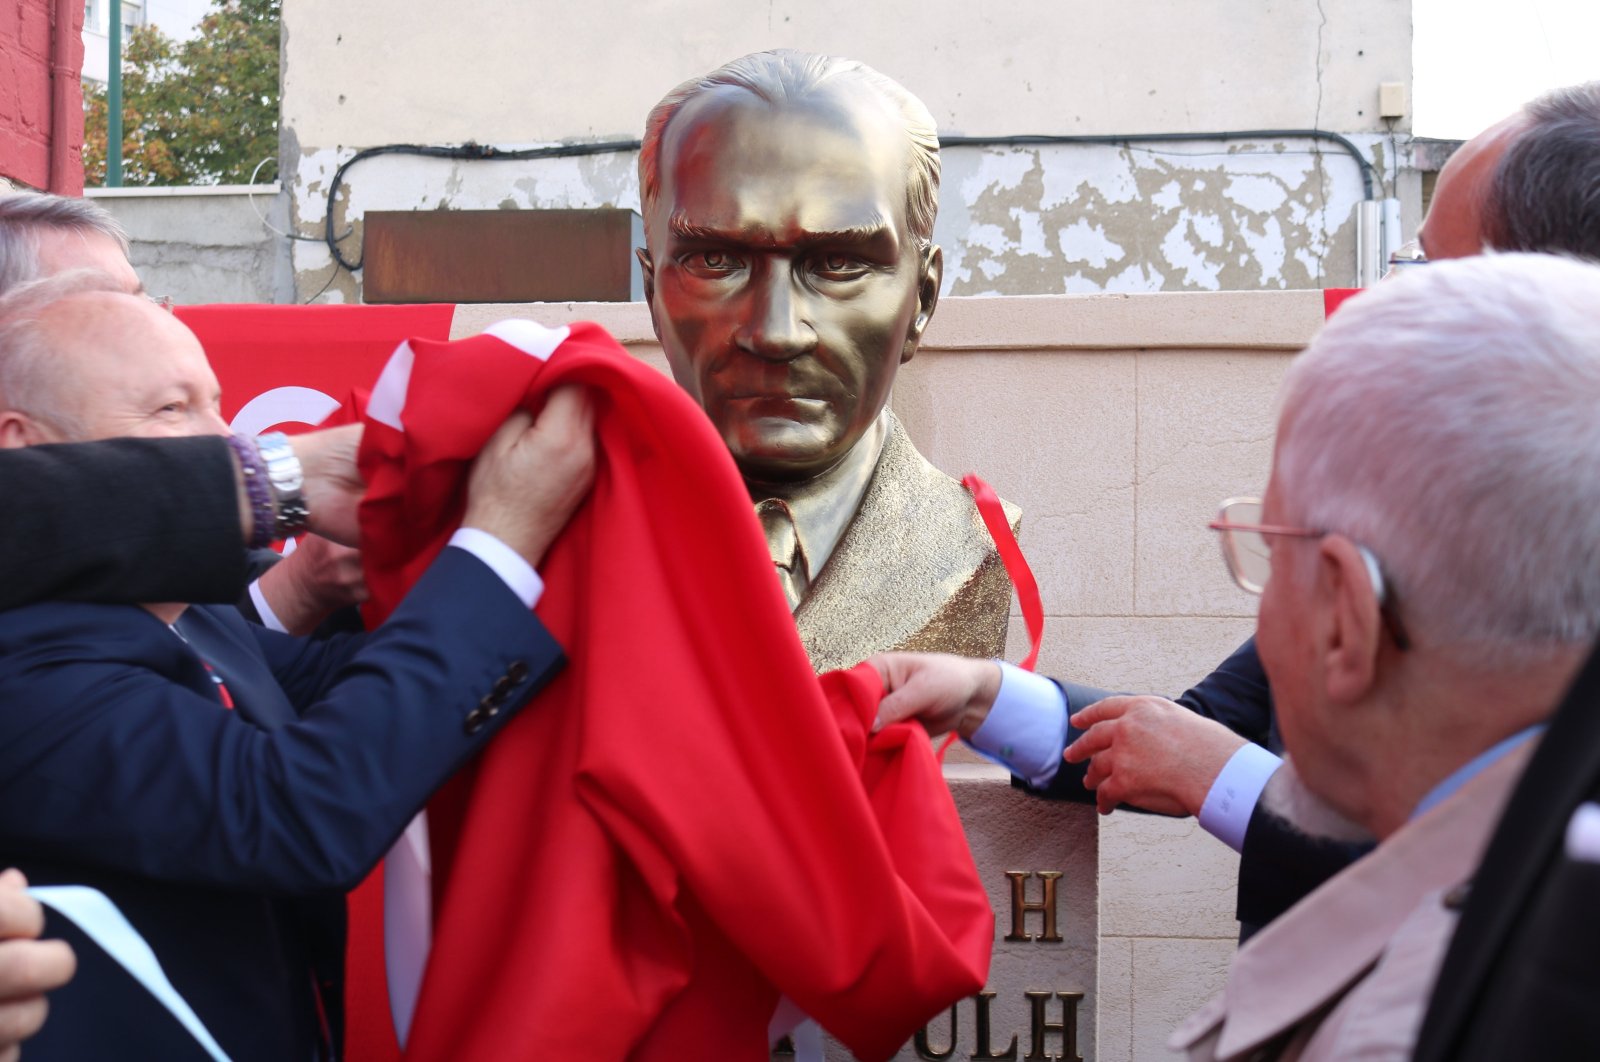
[
  {"x1": 0, "y1": 271, "x2": 594, "y2": 1062},
  {"x1": 874, "y1": 79, "x2": 1600, "y2": 941}
]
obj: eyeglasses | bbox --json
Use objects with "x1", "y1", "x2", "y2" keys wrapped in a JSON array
[
  {"x1": 1208, "y1": 496, "x2": 1412, "y2": 651},
  {"x1": 1385, "y1": 239, "x2": 1428, "y2": 278}
]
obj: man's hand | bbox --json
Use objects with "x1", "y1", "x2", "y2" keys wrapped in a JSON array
[
  {"x1": 0, "y1": 869, "x2": 75, "y2": 1061},
  {"x1": 290, "y1": 424, "x2": 364, "y2": 546},
  {"x1": 255, "y1": 535, "x2": 369, "y2": 635},
  {"x1": 867, "y1": 652, "x2": 1001, "y2": 738},
  {"x1": 1063, "y1": 695, "x2": 1248, "y2": 816},
  {"x1": 463, "y1": 387, "x2": 597, "y2": 568}
]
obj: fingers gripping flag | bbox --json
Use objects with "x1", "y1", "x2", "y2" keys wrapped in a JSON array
[{"x1": 348, "y1": 320, "x2": 992, "y2": 1061}]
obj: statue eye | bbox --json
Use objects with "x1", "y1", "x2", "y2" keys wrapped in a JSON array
[
  {"x1": 812, "y1": 254, "x2": 870, "y2": 281},
  {"x1": 681, "y1": 251, "x2": 745, "y2": 277}
]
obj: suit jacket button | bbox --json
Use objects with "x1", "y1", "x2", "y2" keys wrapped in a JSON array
[
  {"x1": 464, "y1": 706, "x2": 488, "y2": 735},
  {"x1": 479, "y1": 694, "x2": 501, "y2": 718},
  {"x1": 506, "y1": 660, "x2": 530, "y2": 684},
  {"x1": 489, "y1": 675, "x2": 514, "y2": 701}
]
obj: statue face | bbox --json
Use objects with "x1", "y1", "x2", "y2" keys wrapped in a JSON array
[{"x1": 642, "y1": 87, "x2": 941, "y2": 483}]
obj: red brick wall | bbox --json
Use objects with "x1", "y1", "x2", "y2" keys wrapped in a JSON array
[{"x1": 0, "y1": 0, "x2": 85, "y2": 193}]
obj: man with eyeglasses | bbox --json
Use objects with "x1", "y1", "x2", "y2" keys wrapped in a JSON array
[
  {"x1": 883, "y1": 252, "x2": 1600, "y2": 1057},
  {"x1": 873, "y1": 79, "x2": 1600, "y2": 945}
]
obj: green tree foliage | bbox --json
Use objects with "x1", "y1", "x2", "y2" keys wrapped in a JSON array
[{"x1": 84, "y1": 0, "x2": 280, "y2": 186}]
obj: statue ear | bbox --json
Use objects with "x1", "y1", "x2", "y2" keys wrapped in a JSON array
[
  {"x1": 636, "y1": 247, "x2": 656, "y2": 304},
  {"x1": 902, "y1": 244, "x2": 943, "y2": 364},
  {"x1": 636, "y1": 248, "x2": 664, "y2": 340}
]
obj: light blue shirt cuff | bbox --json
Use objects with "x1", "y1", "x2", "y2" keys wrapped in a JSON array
[
  {"x1": 1197, "y1": 743, "x2": 1283, "y2": 853},
  {"x1": 246, "y1": 578, "x2": 289, "y2": 634},
  {"x1": 966, "y1": 662, "x2": 1069, "y2": 788},
  {"x1": 448, "y1": 528, "x2": 545, "y2": 609}
]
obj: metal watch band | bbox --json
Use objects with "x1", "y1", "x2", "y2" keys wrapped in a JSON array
[{"x1": 255, "y1": 432, "x2": 310, "y2": 539}]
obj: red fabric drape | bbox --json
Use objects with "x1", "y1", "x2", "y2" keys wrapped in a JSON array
[{"x1": 352, "y1": 322, "x2": 991, "y2": 1060}]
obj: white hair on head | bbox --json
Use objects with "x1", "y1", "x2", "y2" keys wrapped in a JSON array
[
  {"x1": 0, "y1": 193, "x2": 129, "y2": 294},
  {"x1": 1275, "y1": 252, "x2": 1600, "y2": 658},
  {"x1": 0, "y1": 269, "x2": 130, "y2": 438}
]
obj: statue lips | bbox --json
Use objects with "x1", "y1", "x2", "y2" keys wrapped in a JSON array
[{"x1": 719, "y1": 375, "x2": 842, "y2": 427}]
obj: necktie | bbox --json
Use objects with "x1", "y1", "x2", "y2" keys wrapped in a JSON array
[{"x1": 755, "y1": 499, "x2": 808, "y2": 612}]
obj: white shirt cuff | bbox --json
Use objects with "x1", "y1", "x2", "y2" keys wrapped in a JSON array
[
  {"x1": 965, "y1": 662, "x2": 1069, "y2": 788},
  {"x1": 247, "y1": 577, "x2": 289, "y2": 634},
  {"x1": 1197, "y1": 743, "x2": 1283, "y2": 853},
  {"x1": 448, "y1": 528, "x2": 544, "y2": 609}
]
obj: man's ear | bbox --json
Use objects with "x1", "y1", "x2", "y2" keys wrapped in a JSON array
[
  {"x1": 1317, "y1": 535, "x2": 1384, "y2": 705},
  {"x1": 0, "y1": 411, "x2": 51, "y2": 449},
  {"x1": 635, "y1": 247, "x2": 664, "y2": 341},
  {"x1": 901, "y1": 244, "x2": 943, "y2": 364}
]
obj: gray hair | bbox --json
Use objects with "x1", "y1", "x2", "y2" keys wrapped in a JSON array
[
  {"x1": 639, "y1": 49, "x2": 941, "y2": 250},
  {"x1": 1488, "y1": 81, "x2": 1600, "y2": 261},
  {"x1": 0, "y1": 193, "x2": 130, "y2": 294},
  {"x1": 0, "y1": 269, "x2": 129, "y2": 438},
  {"x1": 1274, "y1": 253, "x2": 1600, "y2": 658}
]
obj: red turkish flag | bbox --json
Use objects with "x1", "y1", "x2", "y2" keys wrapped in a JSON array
[{"x1": 352, "y1": 321, "x2": 992, "y2": 1060}]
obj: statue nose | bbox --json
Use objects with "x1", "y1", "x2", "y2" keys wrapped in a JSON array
[{"x1": 736, "y1": 267, "x2": 817, "y2": 361}]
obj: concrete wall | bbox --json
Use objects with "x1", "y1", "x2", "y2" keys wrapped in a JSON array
[
  {"x1": 450, "y1": 290, "x2": 1319, "y2": 1059},
  {"x1": 87, "y1": 184, "x2": 296, "y2": 304},
  {"x1": 278, "y1": 0, "x2": 1415, "y2": 303}
]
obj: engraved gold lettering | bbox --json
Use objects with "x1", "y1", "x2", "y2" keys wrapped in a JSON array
[
  {"x1": 1023, "y1": 990, "x2": 1083, "y2": 1062},
  {"x1": 969, "y1": 990, "x2": 1018, "y2": 1060},
  {"x1": 914, "y1": 1002, "x2": 959, "y2": 1059},
  {"x1": 1004, "y1": 871, "x2": 1064, "y2": 943}
]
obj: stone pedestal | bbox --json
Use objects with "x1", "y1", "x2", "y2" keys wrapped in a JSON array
[{"x1": 801, "y1": 765, "x2": 1099, "y2": 1061}]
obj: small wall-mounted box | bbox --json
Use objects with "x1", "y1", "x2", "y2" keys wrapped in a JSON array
[{"x1": 1378, "y1": 82, "x2": 1408, "y2": 120}]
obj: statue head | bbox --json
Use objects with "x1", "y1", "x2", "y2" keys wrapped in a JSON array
[{"x1": 638, "y1": 50, "x2": 943, "y2": 485}]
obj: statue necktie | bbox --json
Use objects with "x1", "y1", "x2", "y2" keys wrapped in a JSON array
[{"x1": 755, "y1": 499, "x2": 808, "y2": 611}]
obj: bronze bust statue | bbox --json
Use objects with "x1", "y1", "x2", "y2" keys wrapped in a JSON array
[{"x1": 638, "y1": 49, "x2": 1020, "y2": 672}]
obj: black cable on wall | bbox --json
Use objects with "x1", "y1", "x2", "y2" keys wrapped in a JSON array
[{"x1": 318, "y1": 130, "x2": 1378, "y2": 276}]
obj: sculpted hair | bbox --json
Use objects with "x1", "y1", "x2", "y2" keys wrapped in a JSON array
[
  {"x1": 0, "y1": 269, "x2": 127, "y2": 437},
  {"x1": 1488, "y1": 81, "x2": 1600, "y2": 261},
  {"x1": 1274, "y1": 253, "x2": 1600, "y2": 658},
  {"x1": 0, "y1": 193, "x2": 130, "y2": 294},
  {"x1": 639, "y1": 49, "x2": 941, "y2": 249}
]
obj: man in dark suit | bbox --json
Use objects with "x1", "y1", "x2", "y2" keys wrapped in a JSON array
[
  {"x1": 0, "y1": 271, "x2": 597, "y2": 1060},
  {"x1": 0, "y1": 427, "x2": 364, "y2": 612},
  {"x1": 1414, "y1": 639, "x2": 1600, "y2": 1060},
  {"x1": 870, "y1": 79, "x2": 1600, "y2": 941}
]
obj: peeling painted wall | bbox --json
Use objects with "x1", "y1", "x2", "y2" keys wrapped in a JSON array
[
  {"x1": 280, "y1": 0, "x2": 1415, "y2": 303},
  {"x1": 937, "y1": 135, "x2": 1416, "y2": 294},
  {"x1": 288, "y1": 136, "x2": 1416, "y2": 302}
]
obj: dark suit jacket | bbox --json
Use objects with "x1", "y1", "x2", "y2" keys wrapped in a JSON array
[
  {"x1": 1024, "y1": 638, "x2": 1368, "y2": 937},
  {"x1": 0, "y1": 436, "x2": 246, "y2": 611},
  {"x1": 1414, "y1": 639, "x2": 1600, "y2": 1061},
  {"x1": 0, "y1": 547, "x2": 563, "y2": 1062}
]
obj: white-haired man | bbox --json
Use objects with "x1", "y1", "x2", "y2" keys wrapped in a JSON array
[
  {"x1": 0, "y1": 190, "x2": 364, "y2": 637},
  {"x1": 1162, "y1": 252, "x2": 1600, "y2": 1058},
  {"x1": 0, "y1": 192, "x2": 140, "y2": 294}
]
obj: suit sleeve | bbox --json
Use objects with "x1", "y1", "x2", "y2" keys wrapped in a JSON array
[
  {"x1": 1017, "y1": 638, "x2": 1277, "y2": 802},
  {"x1": 1236, "y1": 802, "x2": 1371, "y2": 931},
  {"x1": 0, "y1": 548, "x2": 562, "y2": 894},
  {"x1": 0, "y1": 436, "x2": 247, "y2": 610}
]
